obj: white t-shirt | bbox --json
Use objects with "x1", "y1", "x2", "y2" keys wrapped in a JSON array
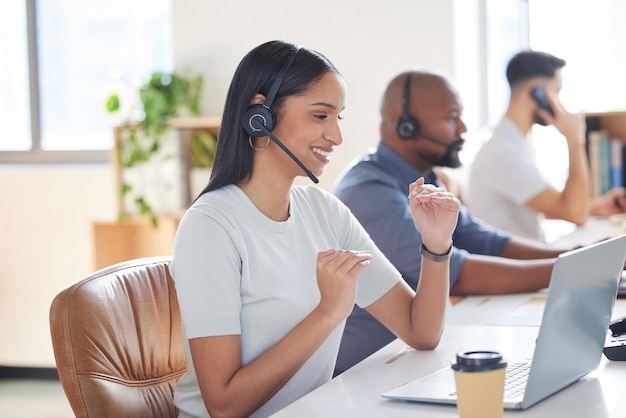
[
  {"x1": 170, "y1": 184, "x2": 401, "y2": 418},
  {"x1": 467, "y1": 117, "x2": 549, "y2": 241}
]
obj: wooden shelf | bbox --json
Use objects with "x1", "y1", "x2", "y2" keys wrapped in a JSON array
[
  {"x1": 168, "y1": 115, "x2": 221, "y2": 132},
  {"x1": 112, "y1": 116, "x2": 222, "y2": 214},
  {"x1": 168, "y1": 116, "x2": 221, "y2": 205},
  {"x1": 585, "y1": 111, "x2": 626, "y2": 140},
  {"x1": 584, "y1": 111, "x2": 626, "y2": 198}
]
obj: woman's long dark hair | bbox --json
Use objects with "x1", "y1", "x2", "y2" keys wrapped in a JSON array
[{"x1": 197, "y1": 40, "x2": 338, "y2": 197}]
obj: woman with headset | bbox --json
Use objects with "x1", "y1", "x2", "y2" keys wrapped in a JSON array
[{"x1": 170, "y1": 40, "x2": 460, "y2": 418}]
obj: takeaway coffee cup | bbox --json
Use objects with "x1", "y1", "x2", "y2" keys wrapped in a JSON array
[{"x1": 451, "y1": 350, "x2": 507, "y2": 418}]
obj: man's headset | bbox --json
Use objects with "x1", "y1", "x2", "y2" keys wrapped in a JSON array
[
  {"x1": 242, "y1": 45, "x2": 319, "y2": 183},
  {"x1": 396, "y1": 72, "x2": 420, "y2": 139}
]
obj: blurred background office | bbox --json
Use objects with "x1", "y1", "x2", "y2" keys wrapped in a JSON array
[{"x1": 1, "y1": 0, "x2": 626, "y2": 372}]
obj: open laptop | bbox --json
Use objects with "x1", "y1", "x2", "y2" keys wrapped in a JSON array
[{"x1": 383, "y1": 234, "x2": 626, "y2": 410}]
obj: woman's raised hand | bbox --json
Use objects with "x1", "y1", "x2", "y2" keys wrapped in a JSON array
[
  {"x1": 408, "y1": 177, "x2": 460, "y2": 253},
  {"x1": 315, "y1": 249, "x2": 372, "y2": 322}
]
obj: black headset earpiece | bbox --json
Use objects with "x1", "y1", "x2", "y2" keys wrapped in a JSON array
[
  {"x1": 243, "y1": 104, "x2": 275, "y2": 138},
  {"x1": 396, "y1": 72, "x2": 420, "y2": 139},
  {"x1": 243, "y1": 46, "x2": 301, "y2": 138}
]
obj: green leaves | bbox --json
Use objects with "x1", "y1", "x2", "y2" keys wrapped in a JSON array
[
  {"x1": 105, "y1": 92, "x2": 120, "y2": 113},
  {"x1": 190, "y1": 131, "x2": 217, "y2": 168},
  {"x1": 139, "y1": 72, "x2": 203, "y2": 139},
  {"x1": 134, "y1": 196, "x2": 158, "y2": 228}
]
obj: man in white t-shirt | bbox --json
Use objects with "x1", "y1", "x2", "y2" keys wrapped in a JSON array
[{"x1": 468, "y1": 50, "x2": 626, "y2": 241}]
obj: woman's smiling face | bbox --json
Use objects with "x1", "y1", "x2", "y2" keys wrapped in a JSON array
[{"x1": 270, "y1": 71, "x2": 346, "y2": 179}]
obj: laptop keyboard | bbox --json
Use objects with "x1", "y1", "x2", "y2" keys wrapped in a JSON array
[{"x1": 504, "y1": 360, "x2": 531, "y2": 399}]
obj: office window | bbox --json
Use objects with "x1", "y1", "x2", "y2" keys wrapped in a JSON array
[
  {"x1": 529, "y1": 0, "x2": 626, "y2": 113},
  {"x1": 0, "y1": 0, "x2": 172, "y2": 163},
  {"x1": 528, "y1": 0, "x2": 626, "y2": 189},
  {"x1": 0, "y1": 2, "x2": 31, "y2": 151},
  {"x1": 483, "y1": 0, "x2": 528, "y2": 127}
]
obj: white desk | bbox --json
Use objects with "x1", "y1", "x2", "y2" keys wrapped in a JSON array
[
  {"x1": 271, "y1": 298, "x2": 626, "y2": 417},
  {"x1": 545, "y1": 217, "x2": 626, "y2": 248}
]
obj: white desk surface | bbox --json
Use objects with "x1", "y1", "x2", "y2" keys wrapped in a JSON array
[
  {"x1": 545, "y1": 216, "x2": 626, "y2": 248},
  {"x1": 271, "y1": 298, "x2": 626, "y2": 418}
]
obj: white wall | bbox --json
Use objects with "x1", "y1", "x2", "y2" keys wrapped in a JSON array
[
  {"x1": 1, "y1": 0, "x2": 482, "y2": 367},
  {"x1": 0, "y1": 165, "x2": 115, "y2": 367},
  {"x1": 172, "y1": 0, "x2": 479, "y2": 191}
]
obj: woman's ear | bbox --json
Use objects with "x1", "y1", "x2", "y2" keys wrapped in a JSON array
[{"x1": 249, "y1": 93, "x2": 266, "y2": 107}]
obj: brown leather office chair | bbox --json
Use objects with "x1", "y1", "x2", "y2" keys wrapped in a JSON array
[{"x1": 50, "y1": 256, "x2": 187, "y2": 418}]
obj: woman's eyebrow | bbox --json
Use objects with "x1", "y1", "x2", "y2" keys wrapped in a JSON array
[
  {"x1": 308, "y1": 102, "x2": 346, "y2": 113},
  {"x1": 309, "y1": 102, "x2": 337, "y2": 110}
]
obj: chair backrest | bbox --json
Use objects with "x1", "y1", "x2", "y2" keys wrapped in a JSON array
[{"x1": 50, "y1": 256, "x2": 187, "y2": 418}]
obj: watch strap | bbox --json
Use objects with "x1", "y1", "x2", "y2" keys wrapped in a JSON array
[{"x1": 420, "y1": 243, "x2": 452, "y2": 262}]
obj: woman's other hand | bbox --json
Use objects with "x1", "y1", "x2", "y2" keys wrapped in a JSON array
[{"x1": 408, "y1": 177, "x2": 460, "y2": 253}]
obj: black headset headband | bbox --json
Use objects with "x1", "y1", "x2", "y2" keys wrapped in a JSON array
[
  {"x1": 402, "y1": 72, "x2": 412, "y2": 116},
  {"x1": 264, "y1": 45, "x2": 302, "y2": 108}
]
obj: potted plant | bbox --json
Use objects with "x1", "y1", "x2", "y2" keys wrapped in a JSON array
[{"x1": 105, "y1": 71, "x2": 216, "y2": 227}]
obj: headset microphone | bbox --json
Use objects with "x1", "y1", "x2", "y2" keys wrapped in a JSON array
[
  {"x1": 418, "y1": 133, "x2": 465, "y2": 151},
  {"x1": 251, "y1": 120, "x2": 319, "y2": 184}
]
